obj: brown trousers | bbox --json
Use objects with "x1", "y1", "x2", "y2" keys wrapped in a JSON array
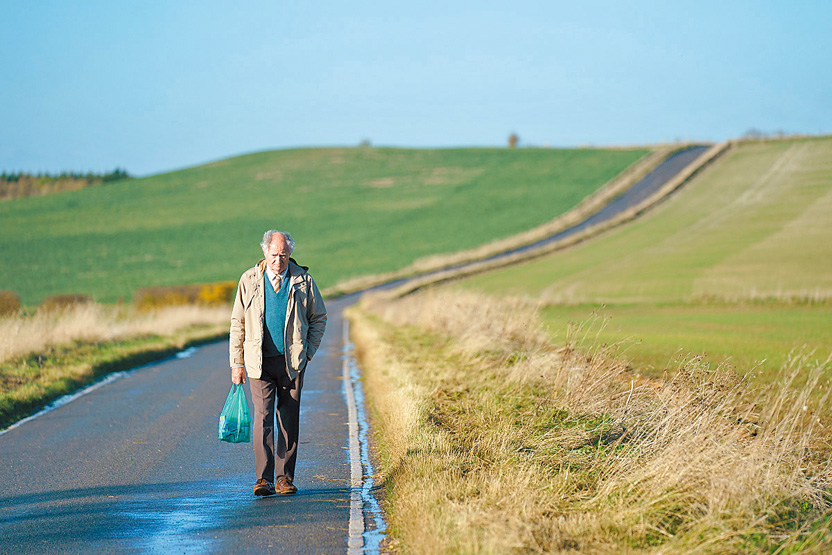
[{"x1": 250, "y1": 355, "x2": 304, "y2": 482}]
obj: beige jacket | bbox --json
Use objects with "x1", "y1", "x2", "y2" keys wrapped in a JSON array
[{"x1": 229, "y1": 258, "x2": 327, "y2": 379}]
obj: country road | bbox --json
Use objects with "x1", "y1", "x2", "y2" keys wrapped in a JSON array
[
  {"x1": 0, "y1": 145, "x2": 710, "y2": 554},
  {"x1": 0, "y1": 297, "x2": 361, "y2": 554}
]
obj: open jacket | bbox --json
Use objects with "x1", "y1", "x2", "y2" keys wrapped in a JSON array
[{"x1": 229, "y1": 258, "x2": 327, "y2": 380}]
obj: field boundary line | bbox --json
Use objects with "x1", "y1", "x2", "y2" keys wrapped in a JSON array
[
  {"x1": 323, "y1": 145, "x2": 683, "y2": 298},
  {"x1": 385, "y1": 141, "x2": 731, "y2": 298}
]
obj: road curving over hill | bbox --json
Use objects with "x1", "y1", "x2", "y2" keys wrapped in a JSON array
[
  {"x1": 0, "y1": 144, "x2": 721, "y2": 554},
  {"x1": 377, "y1": 142, "x2": 726, "y2": 297}
]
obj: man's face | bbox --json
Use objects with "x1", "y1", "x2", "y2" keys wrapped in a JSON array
[{"x1": 263, "y1": 236, "x2": 291, "y2": 275}]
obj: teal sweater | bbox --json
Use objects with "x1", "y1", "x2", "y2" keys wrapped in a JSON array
[{"x1": 262, "y1": 273, "x2": 289, "y2": 357}]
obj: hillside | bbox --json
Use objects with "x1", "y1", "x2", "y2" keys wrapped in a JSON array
[
  {"x1": 460, "y1": 137, "x2": 832, "y2": 376},
  {"x1": 0, "y1": 146, "x2": 647, "y2": 304}
]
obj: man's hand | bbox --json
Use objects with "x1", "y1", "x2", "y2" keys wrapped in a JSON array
[{"x1": 231, "y1": 366, "x2": 246, "y2": 384}]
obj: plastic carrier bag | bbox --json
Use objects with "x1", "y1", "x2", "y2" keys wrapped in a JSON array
[{"x1": 218, "y1": 383, "x2": 251, "y2": 443}]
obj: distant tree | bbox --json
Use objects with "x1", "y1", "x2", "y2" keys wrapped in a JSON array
[
  {"x1": 359, "y1": 139, "x2": 372, "y2": 147},
  {"x1": 743, "y1": 128, "x2": 765, "y2": 140},
  {"x1": 102, "y1": 167, "x2": 130, "y2": 182},
  {"x1": 1, "y1": 167, "x2": 130, "y2": 200},
  {"x1": 508, "y1": 133, "x2": 519, "y2": 148}
]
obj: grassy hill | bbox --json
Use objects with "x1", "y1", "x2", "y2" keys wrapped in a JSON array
[
  {"x1": 460, "y1": 137, "x2": 832, "y2": 378},
  {"x1": 0, "y1": 146, "x2": 647, "y2": 305}
]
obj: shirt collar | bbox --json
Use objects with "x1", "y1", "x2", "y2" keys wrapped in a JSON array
[{"x1": 265, "y1": 266, "x2": 288, "y2": 289}]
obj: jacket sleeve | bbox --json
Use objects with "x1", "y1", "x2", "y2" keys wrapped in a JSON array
[
  {"x1": 305, "y1": 276, "x2": 327, "y2": 360},
  {"x1": 229, "y1": 275, "x2": 247, "y2": 368}
]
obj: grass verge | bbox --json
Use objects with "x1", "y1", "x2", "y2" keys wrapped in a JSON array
[
  {"x1": 349, "y1": 289, "x2": 832, "y2": 554},
  {"x1": 0, "y1": 305, "x2": 228, "y2": 430},
  {"x1": 0, "y1": 325, "x2": 225, "y2": 431}
]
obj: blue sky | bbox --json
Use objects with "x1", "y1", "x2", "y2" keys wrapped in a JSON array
[{"x1": 1, "y1": 0, "x2": 830, "y2": 176}]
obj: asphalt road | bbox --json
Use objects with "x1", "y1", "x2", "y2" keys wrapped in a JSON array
[
  {"x1": 0, "y1": 297, "x2": 356, "y2": 554},
  {"x1": 0, "y1": 146, "x2": 708, "y2": 554},
  {"x1": 509, "y1": 144, "x2": 709, "y2": 255}
]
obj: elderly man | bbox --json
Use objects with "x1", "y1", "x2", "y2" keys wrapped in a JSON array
[{"x1": 229, "y1": 230, "x2": 327, "y2": 496}]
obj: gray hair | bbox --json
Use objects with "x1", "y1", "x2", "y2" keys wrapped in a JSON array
[{"x1": 260, "y1": 230, "x2": 295, "y2": 253}]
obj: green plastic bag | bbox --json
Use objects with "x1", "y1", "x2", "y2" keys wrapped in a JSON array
[{"x1": 218, "y1": 383, "x2": 251, "y2": 443}]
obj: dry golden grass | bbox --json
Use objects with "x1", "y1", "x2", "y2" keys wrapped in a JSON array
[
  {"x1": 0, "y1": 303, "x2": 229, "y2": 365},
  {"x1": 349, "y1": 289, "x2": 832, "y2": 554}
]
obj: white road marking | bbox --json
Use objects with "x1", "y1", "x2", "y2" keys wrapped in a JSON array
[
  {"x1": 342, "y1": 318, "x2": 388, "y2": 554},
  {"x1": 342, "y1": 320, "x2": 365, "y2": 554}
]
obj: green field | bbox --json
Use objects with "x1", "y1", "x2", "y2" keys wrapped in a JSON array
[
  {"x1": 541, "y1": 302, "x2": 832, "y2": 378},
  {"x1": 0, "y1": 147, "x2": 646, "y2": 305},
  {"x1": 461, "y1": 137, "x2": 832, "y2": 378}
]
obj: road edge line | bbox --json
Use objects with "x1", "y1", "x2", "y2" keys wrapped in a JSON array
[{"x1": 343, "y1": 320, "x2": 365, "y2": 554}]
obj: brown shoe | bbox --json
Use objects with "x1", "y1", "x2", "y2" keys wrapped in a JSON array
[
  {"x1": 275, "y1": 476, "x2": 297, "y2": 495},
  {"x1": 254, "y1": 478, "x2": 276, "y2": 497}
]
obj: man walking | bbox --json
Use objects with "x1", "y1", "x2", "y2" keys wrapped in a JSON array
[{"x1": 229, "y1": 230, "x2": 327, "y2": 496}]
